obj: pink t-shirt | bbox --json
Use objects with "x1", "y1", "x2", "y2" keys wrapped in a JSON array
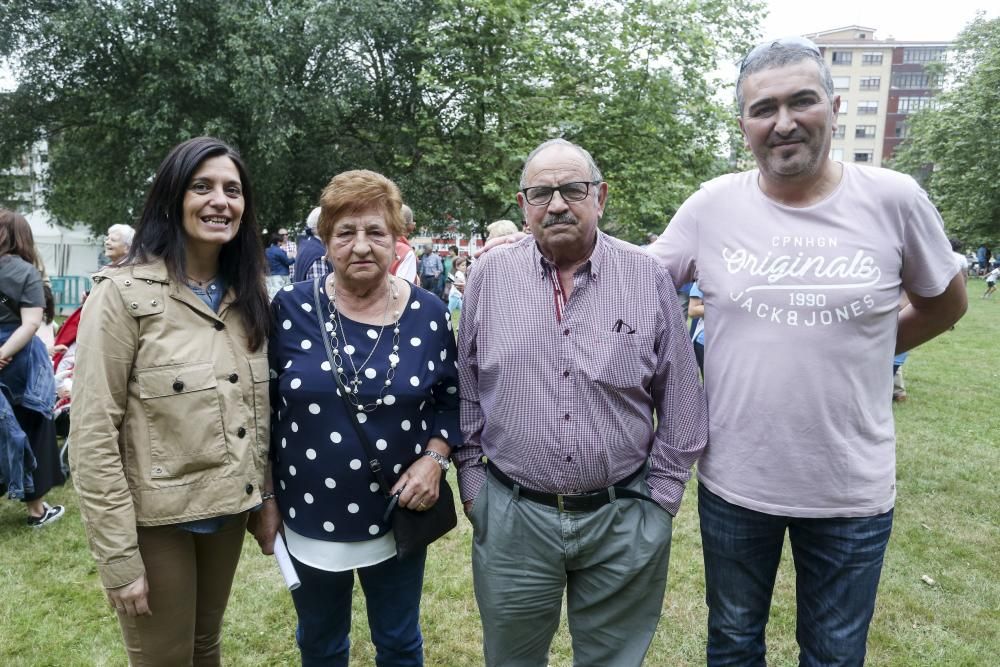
[{"x1": 649, "y1": 163, "x2": 958, "y2": 517}]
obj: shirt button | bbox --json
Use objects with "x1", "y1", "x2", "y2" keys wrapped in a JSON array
[
  {"x1": 214, "y1": 321, "x2": 225, "y2": 331},
  {"x1": 245, "y1": 483, "x2": 254, "y2": 495},
  {"x1": 565, "y1": 456, "x2": 573, "y2": 462},
  {"x1": 563, "y1": 328, "x2": 570, "y2": 336},
  {"x1": 237, "y1": 427, "x2": 247, "y2": 438},
  {"x1": 564, "y1": 413, "x2": 570, "y2": 421},
  {"x1": 228, "y1": 373, "x2": 239, "y2": 383},
  {"x1": 563, "y1": 370, "x2": 569, "y2": 377},
  {"x1": 172, "y1": 380, "x2": 184, "y2": 392}
]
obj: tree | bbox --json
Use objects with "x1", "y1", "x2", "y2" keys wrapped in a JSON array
[{"x1": 891, "y1": 14, "x2": 1000, "y2": 245}]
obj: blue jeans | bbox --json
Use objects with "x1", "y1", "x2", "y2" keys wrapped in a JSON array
[
  {"x1": 290, "y1": 549, "x2": 426, "y2": 667},
  {"x1": 699, "y1": 484, "x2": 893, "y2": 667}
]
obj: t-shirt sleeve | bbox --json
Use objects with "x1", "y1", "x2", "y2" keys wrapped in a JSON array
[
  {"x1": 646, "y1": 189, "x2": 701, "y2": 285},
  {"x1": 15, "y1": 261, "x2": 45, "y2": 308},
  {"x1": 900, "y1": 184, "x2": 960, "y2": 297}
]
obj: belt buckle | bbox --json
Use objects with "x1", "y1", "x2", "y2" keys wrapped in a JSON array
[{"x1": 557, "y1": 494, "x2": 566, "y2": 512}]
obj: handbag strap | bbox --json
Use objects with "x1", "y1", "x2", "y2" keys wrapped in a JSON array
[{"x1": 312, "y1": 276, "x2": 393, "y2": 497}]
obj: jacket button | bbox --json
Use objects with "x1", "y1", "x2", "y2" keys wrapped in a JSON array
[
  {"x1": 237, "y1": 427, "x2": 247, "y2": 438},
  {"x1": 172, "y1": 380, "x2": 184, "y2": 392},
  {"x1": 245, "y1": 483, "x2": 254, "y2": 494},
  {"x1": 214, "y1": 321, "x2": 225, "y2": 331},
  {"x1": 151, "y1": 300, "x2": 158, "y2": 306},
  {"x1": 130, "y1": 301, "x2": 139, "y2": 309},
  {"x1": 124, "y1": 279, "x2": 132, "y2": 286},
  {"x1": 228, "y1": 373, "x2": 239, "y2": 383}
]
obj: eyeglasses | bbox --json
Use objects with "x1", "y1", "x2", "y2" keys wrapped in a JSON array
[
  {"x1": 740, "y1": 36, "x2": 821, "y2": 74},
  {"x1": 520, "y1": 181, "x2": 601, "y2": 207}
]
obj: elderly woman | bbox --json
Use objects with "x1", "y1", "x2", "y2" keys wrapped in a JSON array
[
  {"x1": 0, "y1": 209, "x2": 64, "y2": 526},
  {"x1": 255, "y1": 169, "x2": 461, "y2": 666},
  {"x1": 104, "y1": 223, "x2": 135, "y2": 265},
  {"x1": 70, "y1": 137, "x2": 271, "y2": 666}
]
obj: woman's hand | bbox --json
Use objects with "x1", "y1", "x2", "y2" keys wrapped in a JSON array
[
  {"x1": 107, "y1": 574, "x2": 151, "y2": 617},
  {"x1": 248, "y1": 500, "x2": 282, "y2": 555},
  {"x1": 391, "y1": 439, "x2": 450, "y2": 511}
]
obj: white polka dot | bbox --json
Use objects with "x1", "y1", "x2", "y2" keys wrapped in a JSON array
[
  {"x1": 367, "y1": 329, "x2": 379, "y2": 340},
  {"x1": 445, "y1": 310, "x2": 451, "y2": 320},
  {"x1": 282, "y1": 319, "x2": 292, "y2": 330},
  {"x1": 304, "y1": 492, "x2": 314, "y2": 504},
  {"x1": 300, "y1": 339, "x2": 312, "y2": 350},
  {"x1": 370, "y1": 482, "x2": 380, "y2": 493},
  {"x1": 446, "y1": 320, "x2": 452, "y2": 331},
  {"x1": 427, "y1": 360, "x2": 435, "y2": 371},
  {"x1": 414, "y1": 444, "x2": 422, "y2": 454},
  {"x1": 440, "y1": 429, "x2": 449, "y2": 439},
  {"x1": 281, "y1": 437, "x2": 287, "y2": 449},
  {"x1": 421, "y1": 420, "x2": 428, "y2": 430},
  {"x1": 410, "y1": 301, "x2": 421, "y2": 310},
  {"x1": 365, "y1": 368, "x2": 377, "y2": 379},
  {"x1": 289, "y1": 507, "x2": 296, "y2": 518},
  {"x1": 325, "y1": 477, "x2": 336, "y2": 489},
  {"x1": 291, "y1": 421, "x2": 299, "y2": 432},
  {"x1": 430, "y1": 320, "x2": 438, "y2": 331},
  {"x1": 383, "y1": 394, "x2": 396, "y2": 406},
  {"x1": 369, "y1": 524, "x2": 380, "y2": 535},
  {"x1": 446, "y1": 385, "x2": 457, "y2": 394},
  {"x1": 410, "y1": 376, "x2": 420, "y2": 387},
  {"x1": 301, "y1": 302, "x2": 312, "y2": 312},
  {"x1": 344, "y1": 344, "x2": 355, "y2": 355},
  {"x1": 376, "y1": 438, "x2": 388, "y2": 451},
  {"x1": 401, "y1": 420, "x2": 411, "y2": 431},
  {"x1": 308, "y1": 403, "x2": 321, "y2": 414},
  {"x1": 282, "y1": 284, "x2": 294, "y2": 292},
  {"x1": 440, "y1": 350, "x2": 447, "y2": 361},
  {"x1": 306, "y1": 448, "x2": 317, "y2": 460},
  {"x1": 321, "y1": 360, "x2": 331, "y2": 372},
  {"x1": 279, "y1": 479, "x2": 286, "y2": 490},
  {"x1": 323, "y1": 521, "x2": 335, "y2": 532},
  {"x1": 288, "y1": 465, "x2": 297, "y2": 476},
  {"x1": 419, "y1": 401, "x2": 426, "y2": 410},
  {"x1": 357, "y1": 413, "x2": 367, "y2": 423},
  {"x1": 348, "y1": 503, "x2": 360, "y2": 514},
  {"x1": 284, "y1": 360, "x2": 293, "y2": 369},
  {"x1": 350, "y1": 459, "x2": 362, "y2": 470},
  {"x1": 393, "y1": 464, "x2": 402, "y2": 474},
  {"x1": 290, "y1": 378, "x2": 302, "y2": 389},
  {"x1": 330, "y1": 431, "x2": 342, "y2": 443},
  {"x1": 410, "y1": 337, "x2": 422, "y2": 347}
]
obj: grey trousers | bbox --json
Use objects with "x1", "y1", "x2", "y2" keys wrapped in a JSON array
[{"x1": 469, "y1": 470, "x2": 673, "y2": 667}]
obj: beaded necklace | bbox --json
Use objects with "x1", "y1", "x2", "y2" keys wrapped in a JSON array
[{"x1": 326, "y1": 276, "x2": 401, "y2": 412}]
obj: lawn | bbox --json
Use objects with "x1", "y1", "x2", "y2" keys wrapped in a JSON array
[{"x1": 1, "y1": 282, "x2": 996, "y2": 666}]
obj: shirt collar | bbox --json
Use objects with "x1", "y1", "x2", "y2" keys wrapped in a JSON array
[{"x1": 532, "y1": 231, "x2": 605, "y2": 281}]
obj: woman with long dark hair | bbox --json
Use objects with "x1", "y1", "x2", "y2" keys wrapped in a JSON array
[
  {"x1": 70, "y1": 137, "x2": 271, "y2": 665},
  {"x1": 0, "y1": 208, "x2": 64, "y2": 526}
]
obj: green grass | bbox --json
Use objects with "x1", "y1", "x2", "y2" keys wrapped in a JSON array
[{"x1": 2, "y1": 283, "x2": 997, "y2": 666}]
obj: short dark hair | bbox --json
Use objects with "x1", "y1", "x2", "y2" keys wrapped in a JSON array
[
  {"x1": 129, "y1": 137, "x2": 270, "y2": 350},
  {"x1": 736, "y1": 39, "x2": 834, "y2": 115}
]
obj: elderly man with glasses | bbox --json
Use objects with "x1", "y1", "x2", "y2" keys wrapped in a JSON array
[
  {"x1": 649, "y1": 37, "x2": 967, "y2": 665},
  {"x1": 455, "y1": 138, "x2": 707, "y2": 666}
]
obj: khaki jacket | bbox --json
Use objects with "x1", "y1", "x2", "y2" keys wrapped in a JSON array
[{"x1": 69, "y1": 259, "x2": 270, "y2": 588}]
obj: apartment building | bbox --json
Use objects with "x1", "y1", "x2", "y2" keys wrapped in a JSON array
[
  {"x1": 0, "y1": 140, "x2": 48, "y2": 212},
  {"x1": 806, "y1": 26, "x2": 949, "y2": 167}
]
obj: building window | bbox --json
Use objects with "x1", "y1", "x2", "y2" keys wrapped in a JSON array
[
  {"x1": 833, "y1": 125, "x2": 846, "y2": 139},
  {"x1": 859, "y1": 76, "x2": 880, "y2": 90},
  {"x1": 862, "y1": 52, "x2": 883, "y2": 65},
  {"x1": 897, "y1": 96, "x2": 935, "y2": 113},
  {"x1": 857, "y1": 100, "x2": 878, "y2": 114},
  {"x1": 838, "y1": 99, "x2": 848, "y2": 114},
  {"x1": 891, "y1": 72, "x2": 939, "y2": 89},
  {"x1": 855, "y1": 125, "x2": 877, "y2": 138},
  {"x1": 832, "y1": 76, "x2": 851, "y2": 90},
  {"x1": 902, "y1": 47, "x2": 946, "y2": 64},
  {"x1": 831, "y1": 51, "x2": 853, "y2": 65},
  {"x1": 894, "y1": 121, "x2": 908, "y2": 138},
  {"x1": 831, "y1": 148, "x2": 844, "y2": 161},
  {"x1": 854, "y1": 151, "x2": 873, "y2": 163}
]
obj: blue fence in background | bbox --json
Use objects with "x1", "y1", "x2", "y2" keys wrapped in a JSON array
[{"x1": 50, "y1": 275, "x2": 91, "y2": 314}]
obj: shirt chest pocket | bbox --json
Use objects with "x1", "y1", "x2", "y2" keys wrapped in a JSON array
[
  {"x1": 136, "y1": 361, "x2": 228, "y2": 480},
  {"x1": 580, "y1": 332, "x2": 656, "y2": 391}
]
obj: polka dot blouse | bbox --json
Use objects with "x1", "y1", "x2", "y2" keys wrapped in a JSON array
[{"x1": 269, "y1": 280, "x2": 462, "y2": 542}]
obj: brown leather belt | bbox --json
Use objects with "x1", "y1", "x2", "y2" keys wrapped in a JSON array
[{"x1": 485, "y1": 460, "x2": 654, "y2": 512}]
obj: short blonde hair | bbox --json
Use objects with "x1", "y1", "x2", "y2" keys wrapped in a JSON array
[
  {"x1": 317, "y1": 170, "x2": 405, "y2": 243},
  {"x1": 486, "y1": 219, "x2": 519, "y2": 241}
]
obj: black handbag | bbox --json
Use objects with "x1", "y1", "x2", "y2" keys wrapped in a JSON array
[{"x1": 312, "y1": 277, "x2": 457, "y2": 560}]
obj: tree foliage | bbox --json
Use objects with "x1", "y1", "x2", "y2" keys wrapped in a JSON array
[
  {"x1": 1, "y1": 0, "x2": 764, "y2": 242},
  {"x1": 891, "y1": 14, "x2": 1000, "y2": 245}
]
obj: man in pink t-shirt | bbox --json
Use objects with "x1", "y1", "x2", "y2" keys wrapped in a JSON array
[{"x1": 649, "y1": 37, "x2": 967, "y2": 665}]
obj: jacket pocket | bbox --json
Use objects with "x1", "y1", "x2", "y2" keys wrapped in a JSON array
[
  {"x1": 136, "y1": 361, "x2": 228, "y2": 479},
  {"x1": 248, "y1": 355, "x2": 271, "y2": 457}
]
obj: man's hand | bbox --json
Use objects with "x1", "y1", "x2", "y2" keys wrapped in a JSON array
[
  {"x1": 463, "y1": 499, "x2": 474, "y2": 518},
  {"x1": 475, "y1": 232, "x2": 528, "y2": 257},
  {"x1": 107, "y1": 575, "x2": 152, "y2": 617}
]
